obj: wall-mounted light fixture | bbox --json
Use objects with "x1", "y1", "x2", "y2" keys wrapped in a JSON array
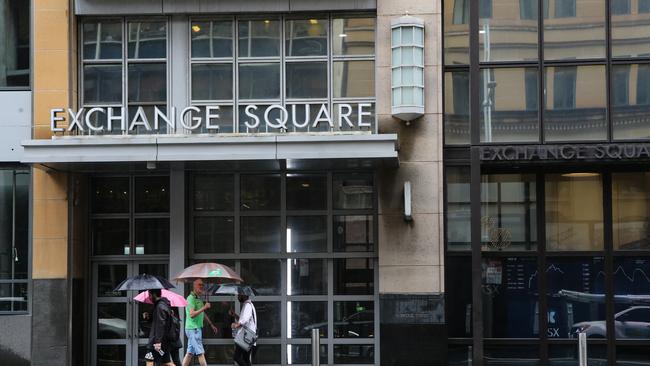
[
  {"x1": 404, "y1": 181, "x2": 413, "y2": 222},
  {"x1": 391, "y1": 15, "x2": 425, "y2": 123}
]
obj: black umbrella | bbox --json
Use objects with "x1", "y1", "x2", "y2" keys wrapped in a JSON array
[
  {"x1": 209, "y1": 283, "x2": 258, "y2": 297},
  {"x1": 114, "y1": 274, "x2": 175, "y2": 292}
]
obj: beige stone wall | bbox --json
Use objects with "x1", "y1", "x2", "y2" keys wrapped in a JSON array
[
  {"x1": 377, "y1": 0, "x2": 445, "y2": 294},
  {"x1": 32, "y1": 0, "x2": 74, "y2": 280}
]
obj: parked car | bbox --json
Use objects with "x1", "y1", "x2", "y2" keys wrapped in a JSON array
[{"x1": 571, "y1": 306, "x2": 650, "y2": 338}]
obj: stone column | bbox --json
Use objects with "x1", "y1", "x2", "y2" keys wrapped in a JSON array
[{"x1": 376, "y1": 0, "x2": 446, "y2": 364}]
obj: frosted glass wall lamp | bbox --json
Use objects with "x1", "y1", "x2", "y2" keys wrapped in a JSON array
[{"x1": 391, "y1": 15, "x2": 425, "y2": 123}]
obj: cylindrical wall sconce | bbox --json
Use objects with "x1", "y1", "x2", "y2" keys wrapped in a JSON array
[{"x1": 391, "y1": 15, "x2": 425, "y2": 122}]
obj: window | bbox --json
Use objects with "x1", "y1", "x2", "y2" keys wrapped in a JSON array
[
  {"x1": 444, "y1": 71, "x2": 470, "y2": 144},
  {"x1": 0, "y1": 168, "x2": 29, "y2": 313},
  {"x1": 189, "y1": 171, "x2": 377, "y2": 363},
  {"x1": 615, "y1": 65, "x2": 650, "y2": 139},
  {"x1": 525, "y1": 68, "x2": 538, "y2": 111},
  {"x1": 544, "y1": 0, "x2": 605, "y2": 60},
  {"x1": 612, "y1": 65, "x2": 630, "y2": 107},
  {"x1": 545, "y1": 173, "x2": 603, "y2": 251},
  {"x1": 544, "y1": 65, "x2": 607, "y2": 141},
  {"x1": 480, "y1": 0, "x2": 538, "y2": 62},
  {"x1": 641, "y1": 0, "x2": 650, "y2": 12},
  {"x1": 445, "y1": 0, "x2": 470, "y2": 65},
  {"x1": 480, "y1": 68, "x2": 540, "y2": 143},
  {"x1": 453, "y1": 0, "x2": 470, "y2": 24},
  {"x1": 520, "y1": 0, "x2": 538, "y2": 19},
  {"x1": 446, "y1": 167, "x2": 471, "y2": 251},
  {"x1": 480, "y1": 0, "x2": 493, "y2": 18},
  {"x1": 613, "y1": 257, "x2": 650, "y2": 339},
  {"x1": 0, "y1": 0, "x2": 29, "y2": 87},
  {"x1": 612, "y1": 0, "x2": 631, "y2": 15},
  {"x1": 637, "y1": 65, "x2": 650, "y2": 105}
]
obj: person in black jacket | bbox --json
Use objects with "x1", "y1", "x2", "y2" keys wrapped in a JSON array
[
  {"x1": 144, "y1": 289, "x2": 175, "y2": 366},
  {"x1": 170, "y1": 307, "x2": 183, "y2": 366}
]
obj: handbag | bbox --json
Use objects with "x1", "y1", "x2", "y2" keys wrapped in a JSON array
[{"x1": 234, "y1": 304, "x2": 258, "y2": 352}]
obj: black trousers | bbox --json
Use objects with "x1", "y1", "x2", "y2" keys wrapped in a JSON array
[
  {"x1": 171, "y1": 348, "x2": 181, "y2": 366},
  {"x1": 233, "y1": 345, "x2": 255, "y2": 366}
]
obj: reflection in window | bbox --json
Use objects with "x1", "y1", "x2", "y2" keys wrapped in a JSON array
[
  {"x1": 83, "y1": 21, "x2": 122, "y2": 60},
  {"x1": 445, "y1": 0, "x2": 470, "y2": 65},
  {"x1": 238, "y1": 63, "x2": 281, "y2": 99},
  {"x1": 190, "y1": 20, "x2": 233, "y2": 58},
  {"x1": 480, "y1": 68, "x2": 539, "y2": 143},
  {"x1": 286, "y1": 174, "x2": 326, "y2": 210},
  {"x1": 285, "y1": 19, "x2": 328, "y2": 56},
  {"x1": 289, "y1": 259, "x2": 326, "y2": 295},
  {"x1": 617, "y1": 346, "x2": 650, "y2": 365},
  {"x1": 238, "y1": 19, "x2": 281, "y2": 57},
  {"x1": 332, "y1": 18, "x2": 375, "y2": 56},
  {"x1": 128, "y1": 63, "x2": 167, "y2": 103},
  {"x1": 191, "y1": 64, "x2": 233, "y2": 101},
  {"x1": 290, "y1": 301, "x2": 327, "y2": 338},
  {"x1": 288, "y1": 344, "x2": 328, "y2": 364},
  {"x1": 479, "y1": 0, "x2": 537, "y2": 62},
  {"x1": 544, "y1": 0, "x2": 605, "y2": 60},
  {"x1": 334, "y1": 345, "x2": 374, "y2": 364},
  {"x1": 446, "y1": 167, "x2": 470, "y2": 250},
  {"x1": 240, "y1": 259, "x2": 281, "y2": 295},
  {"x1": 241, "y1": 217, "x2": 281, "y2": 253},
  {"x1": 612, "y1": 0, "x2": 631, "y2": 14},
  {"x1": 286, "y1": 62, "x2": 327, "y2": 99},
  {"x1": 446, "y1": 256, "x2": 473, "y2": 337},
  {"x1": 0, "y1": 0, "x2": 29, "y2": 87},
  {"x1": 333, "y1": 173, "x2": 374, "y2": 210},
  {"x1": 614, "y1": 65, "x2": 650, "y2": 139},
  {"x1": 253, "y1": 302, "x2": 281, "y2": 338},
  {"x1": 444, "y1": 71, "x2": 470, "y2": 144},
  {"x1": 334, "y1": 258, "x2": 374, "y2": 295},
  {"x1": 544, "y1": 66, "x2": 607, "y2": 141},
  {"x1": 128, "y1": 21, "x2": 166, "y2": 59},
  {"x1": 194, "y1": 217, "x2": 235, "y2": 253},
  {"x1": 92, "y1": 177, "x2": 129, "y2": 213},
  {"x1": 193, "y1": 174, "x2": 234, "y2": 211},
  {"x1": 134, "y1": 176, "x2": 169, "y2": 213},
  {"x1": 92, "y1": 219, "x2": 130, "y2": 256},
  {"x1": 334, "y1": 301, "x2": 374, "y2": 338},
  {"x1": 481, "y1": 174, "x2": 537, "y2": 251},
  {"x1": 453, "y1": 0, "x2": 469, "y2": 24},
  {"x1": 287, "y1": 216, "x2": 327, "y2": 253},
  {"x1": 483, "y1": 346, "x2": 540, "y2": 365},
  {"x1": 333, "y1": 60, "x2": 375, "y2": 98},
  {"x1": 545, "y1": 173, "x2": 603, "y2": 251},
  {"x1": 334, "y1": 215, "x2": 374, "y2": 252},
  {"x1": 84, "y1": 65, "x2": 122, "y2": 104},
  {"x1": 134, "y1": 218, "x2": 170, "y2": 255},
  {"x1": 546, "y1": 257, "x2": 606, "y2": 338},
  {"x1": 241, "y1": 174, "x2": 281, "y2": 210},
  {"x1": 482, "y1": 257, "x2": 538, "y2": 338},
  {"x1": 614, "y1": 257, "x2": 650, "y2": 339},
  {"x1": 613, "y1": 173, "x2": 650, "y2": 250}
]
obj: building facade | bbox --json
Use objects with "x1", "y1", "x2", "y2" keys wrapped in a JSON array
[
  {"x1": 0, "y1": 1, "x2": 446, "y2": 366},
  {"x1": 444, "y1": 0, "x2": 650, "y2": 364}
]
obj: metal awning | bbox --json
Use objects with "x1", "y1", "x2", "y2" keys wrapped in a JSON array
[{"x1": 21, "y1": 133, "x2": 398, "y2": 171}]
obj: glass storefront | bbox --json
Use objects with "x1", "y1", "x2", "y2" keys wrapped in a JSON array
[
  {"x1": 89, "y1": 171, "x2": 378, "y2": 366},
  {"x1": 446, "y1": 168, "x2": 650, "y2": 364}
]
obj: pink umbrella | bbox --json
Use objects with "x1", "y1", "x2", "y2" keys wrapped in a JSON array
[{"x1": 134, "y1": 289, "x2": 188, "y2": 307}]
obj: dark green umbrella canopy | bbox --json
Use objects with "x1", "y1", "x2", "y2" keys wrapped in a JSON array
[
  {"x1": 209, "y1": 283, "x2": 258, "y2": 297},
  {"x1": 114, "y1": 274, "x2": 175, "y2": 292}
]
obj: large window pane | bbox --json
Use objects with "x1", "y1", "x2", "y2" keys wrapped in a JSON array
[
  {"x1": 480, "y1": 68, "x2": 539, "y2": 143},
  {"x1": 614, "y1": 257, "x2": 650, "y2": 339},
  {"x1": 545, "y1": 173, "x2": 603, "y2": 251},
  {"x1": 333, "y1": 173, "x2": 374, "y2": 210},
  {"x1": 334, "y1": 258, "x2": 374, "y2": 295},
  {"x1": 238, "y1": 19, "x2": 281, "y2": 57},
  {"x1": 0, "y1": 171, "x2": 13, "y2": 280},
  {"x1": 479, "y1": 0, "x2": 538, "y2": 62},
  {"x1": 446, "y1": 167, "x2": 471, "y2": 250},
  {"x1": 255, "y1": 301, "x2": 282, "y2": 338},
  {"x1": 191, "y1": 63, "x2": 233, "y2": 101},
  {"x1": 332, "y1": 18, "x2": 375, "y2": 56},
  {"x1": 481, "y1": 174, "x2": 537, "y2": 251},
  {"x1": 289, "y1": 259, "x2": 326, "y2": 295},
  {"x1": 286, "y1": 62, "x2": 327, "y2": 99},
  {"x1": 203, "y1": 345, "x2": 235, "y2": 364},
  {"x1": 543, "y1": 0, "x2": 605, "y2": 60},
  {"x1": 286, "y1": 174, "x2": 326, "y2": 210},
  {"x1": 613, "y1": 172, "x2": 650, "y2": 250},
  {"x1": 240, "y1": 259, "x2": 281, "y2": 295},
  {"x1": 13, "y1": 172, "x2": 28, "y2": 279},
  {"x1": 334, "y1": 345, "x2": 374, "y2": 364},
  {"x1": 334, "y1": 301, "x2": 375, "y2": 338},
  {"x1": 193, "y1": 217, "x2": 234, "y2": 253},
  {"x1": 482, "y1": 257, "x2": 538, "y2": 338},
  {"x1": 286, "y1": 19, "x2": 327, "y2": 56},
  {"x1": 128, "y1": 21, "x2": 166, "y2": 59},
  {"x1": 134, "y1": 218, "x2": 169, "y2": 255},
  {"x1": 612, "y1": 7, "x2": 650, "y2": 58},
  {"x1": 446, "y1": 256, "x2": 472, "y2": 337},
  {"x1": 93, "y1": 219, "x2": 130, "y2": 256},
  {"x1": 544, "y1": 66, "x2": 607, "y2": 142},
  {"x1": 444, "y1": 71, "x2": 470, "y2": 145},
  {"x1": 613, "y1": 64, "x2": 650, "y2": 139},
  {"x1": 0, "y1": 0, "x2": 29, "y2": 87},
  {"x1": 252, "y1": 345, "x2": 281, "y2": 364},
  {"x1": 287, "y1": 216, "x2": 327, "y2": 253},
  {"x1": 483, "y1": 345, "x2": 540, "y2": 366},
  {"x1": 549, "y1": 344, "x2": 607, "y2": 366},
  {"x1": 92, "y1": 177, "x2": 129, "y2": 213},
  {"x1": 333, "y1": 61, "x2": 375, "y2": 98},
  {"x1": 241, "y1": 174, "x2": 281, "y2": 210},
  {"x1": 290, "y1": 301, "x2": 327, "y2": 338},
  {"x1": 334, "y1": 215, "x2": 374, "y2": 252},
  {"x1": 97, "y1": 303, "x2": 127, "y2": 339},
  {"x1": 128, "y1": 63, "x2": 166, "y2": 103},
  {"x1": 83, "y1": 21, "x2": 122, "y2": 60},
  {"x1": 444, "y1": 0, "x2": 470, "y2": 65},
  {"x1": 288, "y1": 344, "x2": 328, "y2": 364},
  {"x1": 97, "y1": 264, "x2": 127, "y2": 297},
  {"x1": 546, "y1": 257, "x2": 606, "y2": 338},
  {"x1": 134, "y1": 176, "x2": 169, "y2": 213},
  {"x1": 241, "y1": 216, "x2": 281, "y2": 253},
  {"x1": 617, "y1": 346, "x2": 650, "y2": 365},
  {"x1": 83, "y1": 65, "x2": 122, "y2": 104},
  {"x1": 0, "y1": 282, "x2": 27, "y2": 312},
  {"x1": 193, "y1": 174, "x2": 234, "y2": 211},
  {"x1": 191, "y1": 20, "x2": 233, "y2": 58},
  {"x1": 238, "y1": 63, "x2": 280, "y2": 99}
]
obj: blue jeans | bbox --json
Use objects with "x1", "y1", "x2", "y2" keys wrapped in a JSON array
[{"x1": 185, "y1": 328, "x2": 205, "y2": 355}]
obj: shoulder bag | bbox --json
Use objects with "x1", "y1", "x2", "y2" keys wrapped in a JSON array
[{"x1": 234, "y1": 304, "x2": 258, "y2": 352}]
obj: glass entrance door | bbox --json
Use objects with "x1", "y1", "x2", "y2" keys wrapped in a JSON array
[{"x1": 93, "y1": 261, "x2": 169, "y2": 366}]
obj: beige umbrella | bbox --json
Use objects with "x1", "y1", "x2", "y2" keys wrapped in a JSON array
[{"x1": 172, "y1": 262, "x2": 243, "y2": 283}]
